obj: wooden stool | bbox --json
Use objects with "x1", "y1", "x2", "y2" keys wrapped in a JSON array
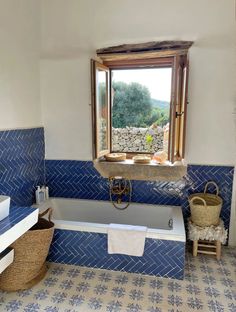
[
  {"x1": 193, "y1": 239, "x2": 221, "y2": 260},
  {"x1": 188, "y1": 218, "x2": 227, "y2": 261}
]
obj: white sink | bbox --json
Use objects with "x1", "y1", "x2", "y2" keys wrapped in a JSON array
[{"x1": 0, "y1": 196, "x2": 10, "y2": 222}]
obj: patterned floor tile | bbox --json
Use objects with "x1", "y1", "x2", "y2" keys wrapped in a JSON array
[{"x1": 0, "y1": 247, "x2": 235, "y2": 312}]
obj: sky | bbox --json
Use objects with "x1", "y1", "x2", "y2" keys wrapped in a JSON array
[{"x1": 112, "y1": 68, "x2": 172, "y2": 102}]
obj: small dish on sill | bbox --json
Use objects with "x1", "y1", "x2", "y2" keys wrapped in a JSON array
[
  {"x1": 104, "y1": 153, "x2": 126, "y2": 162},
  {"x1": 133, "y1": 155, "x2": 151, "y2": 164}
]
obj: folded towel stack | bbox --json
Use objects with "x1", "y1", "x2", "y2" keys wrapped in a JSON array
[{"x1": 107, "y1": 223, "x2": 147, "y2": 257}]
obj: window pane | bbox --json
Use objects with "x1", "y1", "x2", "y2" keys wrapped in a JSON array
[
  {"x1": 97, "y1": 70, "x2": 108, "y2": 152},
  {"x1": 111, "y1": 68, "x2": 172, "y2": 153}
]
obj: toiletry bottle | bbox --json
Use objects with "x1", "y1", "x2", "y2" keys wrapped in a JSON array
[
  {"x1": 45, "y1": 186, "x2": 49, "y2": 200},
  {"x1": 35, "y1": 186, "x2": 41, "y2": 204},
  {"x1": 41, "y1": 186, "x2": 46, "y2": 201},
  {"x1": 39, "y1": 186, "x2": 45, "y2": 203}
]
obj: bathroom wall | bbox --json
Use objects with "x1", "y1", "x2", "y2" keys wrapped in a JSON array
[
  {"x1": 0, "y1": 0, "x2": 41, "y2": 130},
  {"x1": 0, "y1": 0, "x2": 234, "y2": 237},
  {"x1": 40, "y1": 0, "x2": 236, "y2": 165},
  {"x1": 40, "y1": 0, "x2": 236, "y2": 242},
  {"x1": 0, "y1": 1, "x2": 44, "y2": 207}
]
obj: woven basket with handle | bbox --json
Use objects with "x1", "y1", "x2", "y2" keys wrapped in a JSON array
[
  {"x1": 188, "y1": 181, "x2": 223, "y2": 227},
  {"x1": 0, "y1": 208, "x2": 54, "y2": 292}
]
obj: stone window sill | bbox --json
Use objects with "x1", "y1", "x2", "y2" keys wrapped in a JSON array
[{"x1": 93, "y1": 159, "x2": 187, "y2": 181}]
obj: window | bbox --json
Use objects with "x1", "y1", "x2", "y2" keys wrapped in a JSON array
[
  {"x1": 111, "y1": 67, "x2": 172, "y2": 154},
  {"x1": 91, "y1": 41, "x2": 191, "y2": 163}
]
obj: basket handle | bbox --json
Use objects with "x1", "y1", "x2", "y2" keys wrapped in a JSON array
[
  {"x1": 190, "y1": 196, "x2": 207, "y2": 206},
  {"x1": 204, "y1": 181, "x2": 219, "y2": 196},
  {"x1": 39, "y1": 207, "x2": 53, "y2": 222}
]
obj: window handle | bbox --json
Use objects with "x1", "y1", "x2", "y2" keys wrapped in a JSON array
[{"x1": 176, "y1": 112, "x2": 184, "y2": 118}]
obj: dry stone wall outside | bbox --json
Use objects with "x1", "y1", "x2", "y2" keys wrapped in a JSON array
[{"x1": 112, "y1": 126, "x2": 169, "y2": 153}]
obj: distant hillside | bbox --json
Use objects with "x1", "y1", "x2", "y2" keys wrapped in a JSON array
[{"x1": 151, "y1": 99, "x2": 170, "y2": 110}]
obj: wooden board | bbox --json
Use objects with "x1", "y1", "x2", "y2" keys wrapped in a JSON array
[{"x1": 97, "y1": 41, "x2": 194, "y2": 55}]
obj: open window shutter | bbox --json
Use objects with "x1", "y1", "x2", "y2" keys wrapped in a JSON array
[
  {"x1": 178, "y1": 56, "x2": 189, "y2": 159},
  {"x1": 169, "y1": 55, "x2": 180, "y2": 163},
  {"x1": 91, "y1": 60, "x2": 110, "y2": 159},
  {"x1": 169, "y1": 55, "x2": 188, "y2": 162}
]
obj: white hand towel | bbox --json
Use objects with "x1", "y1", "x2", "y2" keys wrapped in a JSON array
[{"x1": 107, "y1": 223, "x2": 147, "y2": 257}]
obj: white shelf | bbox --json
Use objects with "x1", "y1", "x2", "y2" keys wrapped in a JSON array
[{"x1": 0, "y1": 207, "x2": 38, "y2": 254}]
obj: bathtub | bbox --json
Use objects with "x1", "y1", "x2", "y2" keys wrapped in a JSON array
[{"x1": 42, "y1": 198, "x2": 186, "y2": 279}]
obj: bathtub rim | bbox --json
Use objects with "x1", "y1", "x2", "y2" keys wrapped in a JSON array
[{"x1": 35, "y1": 198, "x2": 186, "y2": 242}]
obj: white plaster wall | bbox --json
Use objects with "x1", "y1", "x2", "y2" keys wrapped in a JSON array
[
  {"x1": 41, "y1": 56, "x2": 93, "y2": 160},
  {"x1": 40, "y1": 0, "x2": 236, "y2": 165},
  {"x1": 0, "y1": 0, "x2": 41, "y2": 130}
]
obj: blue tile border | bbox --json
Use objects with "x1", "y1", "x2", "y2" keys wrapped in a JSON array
[
  {"x1": 48, "y1": 229, "x2": 185, "y2": 279},
  {"x1": 0, "y1": 128, "x2": 45, "y2": 207},
  {"x1": 45, "y1": 160, "x2": 234, "y2": 232}
]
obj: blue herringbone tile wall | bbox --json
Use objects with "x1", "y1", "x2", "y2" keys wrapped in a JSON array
[
  {"x1": 45, "y1": 160, "x2": 109, "y2": 200},
  {"x1": 45, "y1": 160, "x2": 184, "y2": 205},
  {"x1": 45, "y1": 160, "x2": 234, "y2": 232},
  {"x1": 0, "y1": 128, "x2": 45, "y2": 207},
  {"x1": 48, "y1": 229, "x2": 185, "y2": 279}
]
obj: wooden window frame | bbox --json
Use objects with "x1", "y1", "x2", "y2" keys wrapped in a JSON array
[
  {"x1": 91, "y1": 60, "x2": 110, "y2": 159},
  {"x1": 91, "y1": 53, "x2": 189, "y2": 163}
]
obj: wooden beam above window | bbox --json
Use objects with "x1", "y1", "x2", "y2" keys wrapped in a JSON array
[{"x1": 96, "y1": 41, "x2": 193, "y2": 62}]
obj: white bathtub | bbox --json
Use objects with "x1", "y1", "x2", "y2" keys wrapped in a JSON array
[{"x1": 37, "y1": 198, "x2": 186, "y2": 242}]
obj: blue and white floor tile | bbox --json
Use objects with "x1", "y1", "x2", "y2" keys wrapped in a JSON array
[{"x1": 0, "y1": 248, "x2": 235, "y2": 312}]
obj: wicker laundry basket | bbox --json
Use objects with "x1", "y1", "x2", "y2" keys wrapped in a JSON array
[
  {"x1": 0, "y1": 208, "x2": 54, "y2": 292},
  {"x1": 188, "y1": 181, "x2": 222, "y2": 227}
]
